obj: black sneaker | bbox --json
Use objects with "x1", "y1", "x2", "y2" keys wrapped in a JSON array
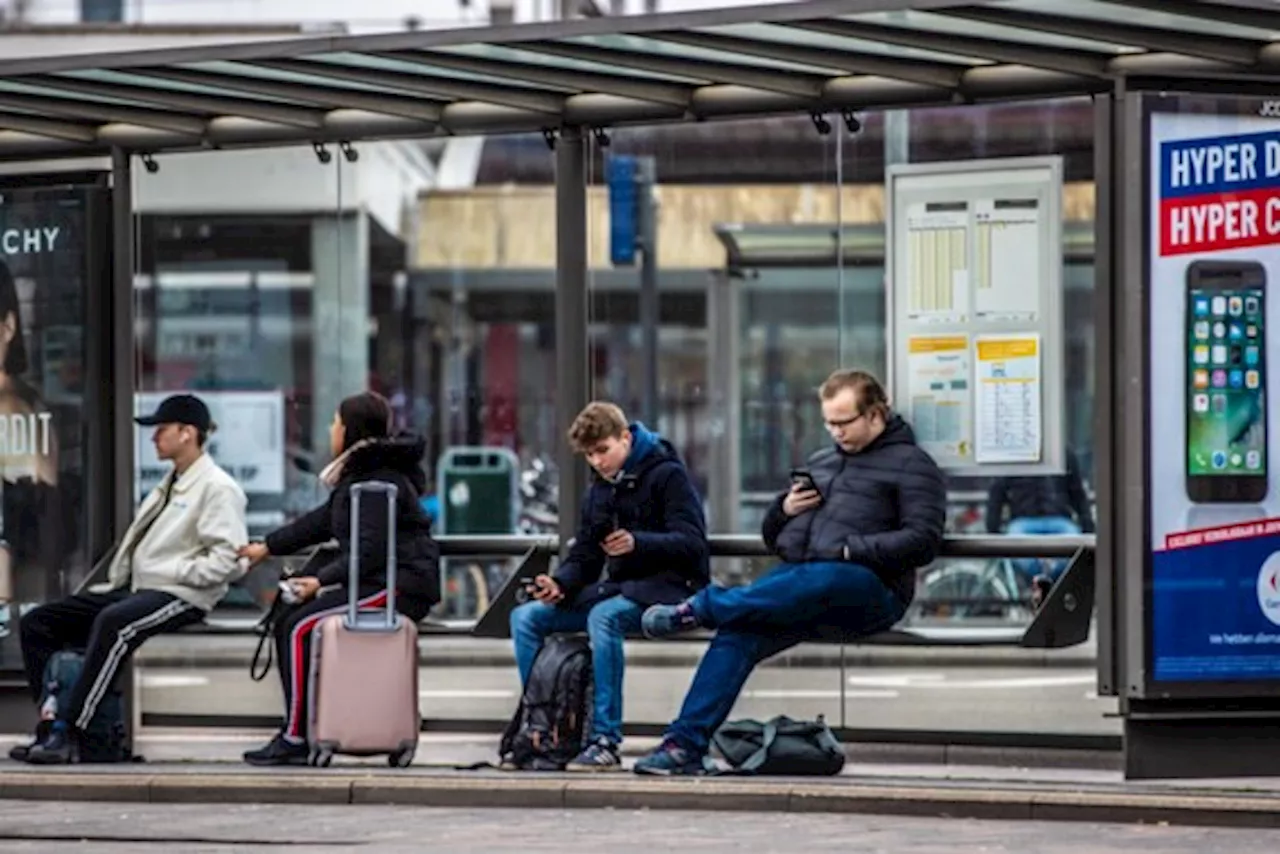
[
  {"x1": 243, "y1": 732, "x2": 309, "y2": 767},
  {"x1": 9, "y1": 721, "x2": 50, "y2": 763},
  {"x1": 26, "y1": 724, "x2": 80, "y2": 765}
]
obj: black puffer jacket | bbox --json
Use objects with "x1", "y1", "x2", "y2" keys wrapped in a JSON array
[
  {"x1": 553, "y1": 423, "x2": 709, "y2": 611},
  {"x1": 762, "y1": 416, "x2": 946, "y2": 604},
  {"x1": 265, "y1": 434, "x2": 441, "y2": 620},
  {"x1": 985, "y1": 450, "x2": 1094, "y2": 533}
]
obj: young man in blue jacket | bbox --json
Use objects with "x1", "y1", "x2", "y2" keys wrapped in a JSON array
[{"x1": 511, "y1": 401, "x2": 709, "y2": 771}]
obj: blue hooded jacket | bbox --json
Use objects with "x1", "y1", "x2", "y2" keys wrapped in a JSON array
[{"x1": 553, "y1": 422, "x2": 710, "y2": 610}]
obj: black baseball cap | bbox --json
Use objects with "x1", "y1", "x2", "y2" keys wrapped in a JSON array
[{"x1": 134, "y1": 394, "x2": 213, "y2": 432}]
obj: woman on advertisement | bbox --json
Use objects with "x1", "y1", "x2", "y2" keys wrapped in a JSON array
[{"x1": 0, "y1": 258, "x2": 60, "y2": 635}]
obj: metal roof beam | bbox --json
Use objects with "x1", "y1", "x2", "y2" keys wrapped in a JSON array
[
  {"x1": 245, "y1": 58, "x2": 567, "y2": 114},
  {"x1": 938, "y1": 5, "x2": 1267, "y2": 66},
  {"x1": 512, "y1": 39, "x2": 827, "y2": 99},
  {"x1": 127, "y1": 66, "x2": 445, "y2": 123},
  {"x1": 1094, "y1": 0, "x2": 1280, "y2": 33},
  {"x1": 0, "y1": 0, "x2": 989, "y2": 78},
  {"x1": 19, "y1": 74, "x2": 328, "y2": 128},
  {"x1": 642, "y1": 29, "x2": 969, "y2": 89},
  {"x1": 0, "y1": 89, "x2": 207, "y2": 135},
  {"x1": 0, "y1": 112, "x2": 98, "y2": 143},
  {"x1": 781, "y1": 18, "x2": 1112, "y2": 78},
  {"x1": 373, "y1": 49, "x2": 695, "y2": 106}
]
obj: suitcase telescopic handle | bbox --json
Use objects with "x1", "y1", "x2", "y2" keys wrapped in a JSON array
[{"x1": 348, "y1": 481, "x2": 398, "y2": 631}]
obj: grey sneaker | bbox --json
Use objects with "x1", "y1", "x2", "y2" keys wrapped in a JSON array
[
  {"x1": 641, "y1": 601, "x2": 702, "y2": 638},
  {"x1": 633, "y1": 739, "x2": 709, "y2": 776},
  {"x1": 566, "y1": 737, "x2": 622, "y2": 772}
]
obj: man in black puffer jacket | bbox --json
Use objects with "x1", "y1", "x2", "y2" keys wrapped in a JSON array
[
  {"x1": 985, "y1": 448, "x2": 1094, "y2": 586},
  {"x1": 636, "y1": 369, "x2": 945, "y2": 776}
]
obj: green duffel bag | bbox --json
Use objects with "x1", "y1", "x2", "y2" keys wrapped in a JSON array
[{"x1": 711, "y1": 714, "x2": 845, "y2": 776}]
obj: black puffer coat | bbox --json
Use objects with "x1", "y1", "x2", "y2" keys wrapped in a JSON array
[
  {"x1": 265, "y1": 434, "x2": 441, "y2": 620},
  {"x1": 763, "y1": 416, "x2": 946, "y2": 604}
]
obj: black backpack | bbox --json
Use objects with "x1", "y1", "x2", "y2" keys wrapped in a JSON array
[
  {"x1": 499, "y1": 635, "x2": 593, "y2": 771},
  {"x1": 41, "y1": 651, "x2": 130, "y2": 763}
]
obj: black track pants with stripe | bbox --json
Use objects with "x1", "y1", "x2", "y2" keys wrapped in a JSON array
[{"x1": 20, "y1": 589, "x2": 203, "y2": 729}]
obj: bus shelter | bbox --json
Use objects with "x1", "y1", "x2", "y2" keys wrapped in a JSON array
[{"x1": 0, "y1": 0, "x2": 1276, "y2": 778}]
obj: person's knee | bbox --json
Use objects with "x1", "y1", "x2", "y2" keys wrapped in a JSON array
[
  {"x1": 275, "y1": 607, "x2": 306, "y2": 641},
  {"x1": 509, "y1": 601, "x2": 550, "y2": 640},
  {"x1": 586, "y1": 601, "x2": 631, "y2": 641},
  {"x1": 19, "y1": 604, "x2": 53, "y2": 644}
]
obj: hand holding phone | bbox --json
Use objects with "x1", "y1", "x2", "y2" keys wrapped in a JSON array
[
  {"x1": 790, "y1": 468, "x2": 818, "y2": 492},
  {"x1": 527, "y1": 574, "x2": 563, "y2": 605},
  {"x1": 784, "y1": 469, "x2": 823, "y2": 517}
]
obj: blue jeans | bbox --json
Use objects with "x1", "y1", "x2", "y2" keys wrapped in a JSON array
[
  {"x1": 509, "y1": 595, "x2": 644, "y2": 745},
  {"x1": 666, "y1": 561, "x2": 906, "y2": 755},
  {"x1": 1006, "y1": 516, "x2": 1080, "y2": 581}
]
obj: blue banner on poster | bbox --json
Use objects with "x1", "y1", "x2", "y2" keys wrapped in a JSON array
[{"x1": 1153, "y1": 519, "x2": 1280, "y2": 681}]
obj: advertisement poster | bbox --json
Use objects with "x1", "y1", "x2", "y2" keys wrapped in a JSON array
[
  {"x1": 0, "y1": 186, "x2": 94, "y2": 613},
  {"x1": 1149, "y1": 107, "x2": 1280, "y2": 685}
]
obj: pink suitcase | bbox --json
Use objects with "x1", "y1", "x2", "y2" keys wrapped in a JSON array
[{"x1": 307, "y1": 481, "x2": 420, "y2": 768}]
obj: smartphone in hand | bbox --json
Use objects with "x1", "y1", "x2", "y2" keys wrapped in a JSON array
[{"x1": 790, "y1": 468, "x2": 818, "y2": 493}]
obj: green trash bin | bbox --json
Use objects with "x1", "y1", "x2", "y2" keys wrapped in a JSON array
[
  {"x1": 436, "y1": 446, "x2": 519, "y2": 535},
  {"x1": 436, "y1": 447, "x2": 519, "y2": 621}
]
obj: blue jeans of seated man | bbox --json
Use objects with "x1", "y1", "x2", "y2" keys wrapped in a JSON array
[
  {"x1": 666, "y1": 561, "x2": 906, "y2": 756},
  {"x1": 509, "y1": 595, "x2": 645, "y2": 746},
  {"x1": 1006, "y1": 516, "x2": 1081, "y2": 582}
]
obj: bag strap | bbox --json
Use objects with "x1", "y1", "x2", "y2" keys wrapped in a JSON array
[
  {"x1": 249, "y1": 629, "x2": 273, "y2": 682},
  {"x1": 736, "y1": 718, "x2": 780, "y2": 774},
  {"x1": 249, "y1": 594, "x2": 286, "y2": 683}
]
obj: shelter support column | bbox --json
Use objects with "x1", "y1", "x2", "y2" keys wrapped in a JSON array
[{"x1": 555, "y1": 127, "x2": 589, "y2": 548}]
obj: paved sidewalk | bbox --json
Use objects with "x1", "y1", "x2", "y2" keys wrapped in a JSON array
[
  {"x1": 0, "y1": 731, "x2": 1275, "y2": 830},
  {"x1": 0, "y1": 801, "x2": 1269, "y2": 853}
]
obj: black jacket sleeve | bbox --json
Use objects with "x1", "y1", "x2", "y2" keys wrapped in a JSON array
[
  {"x1": 552, "y1": 492, "x2": 607, "y2": 598},
  {"x1": 264, "y1": 502, "x2": 333, "y2": 564},
  {"x1": 985, "y1": 478, "x2": 1008, "y2": 534},
  {"x1": 314, "y1": 478, "x2": 403, "y2": 588},
  {"x1": 761, "y1": 491, "x2": 791, "y2": 554},
  {"x1": 1064, "y1": 453, "x2": 1095, "y2": 533},
  {"x1": 630, "y1": 467, "x2": 709, "y2": 577},
  {"x1": 842, "y1": 450, "x2": 946, "y2": 572}
]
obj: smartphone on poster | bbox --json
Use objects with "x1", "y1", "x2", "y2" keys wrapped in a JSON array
[{"x1": 1185, "y1": 259, "x2": 1268, "y2": 503}]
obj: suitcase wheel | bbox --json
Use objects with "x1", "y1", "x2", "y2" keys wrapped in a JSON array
[
  {"x1": 308, "y1": 746, "x2": 334, "y2": 768},
  {"x1": 389, "y1": 747, "x2": 415, "y2": 768}
]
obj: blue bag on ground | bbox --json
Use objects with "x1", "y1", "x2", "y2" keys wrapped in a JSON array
[{"x1": 40, "y1": 650, "x2": 130, "y2": 763}]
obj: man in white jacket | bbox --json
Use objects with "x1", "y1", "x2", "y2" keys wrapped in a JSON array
[{"x1": 17, "y1": 394, "x2": 248, "y2": 765}]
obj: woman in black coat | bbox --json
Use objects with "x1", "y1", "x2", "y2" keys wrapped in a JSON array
[{"x1": 238, "y1": 391, "x2": 440, "y2": 766}]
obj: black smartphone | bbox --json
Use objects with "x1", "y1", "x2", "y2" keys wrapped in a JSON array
[
  {"x1": 790, "y1": 468, "x2": 818, "y2": 492},
  {"x1": 514, "y1": 576, "x2": 538, "y2": 604},
  {"x1": 1185, "y1": 260, "x2": 1268, "y2": 503}
]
